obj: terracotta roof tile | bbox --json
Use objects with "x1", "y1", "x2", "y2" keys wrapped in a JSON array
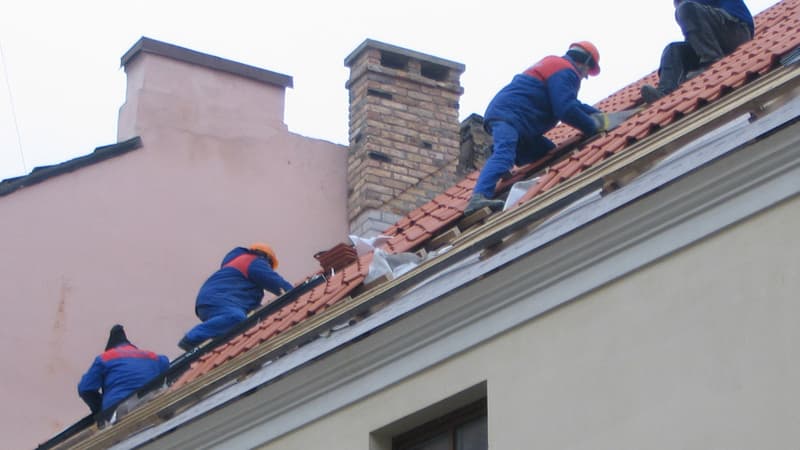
[
  {"x1": 168, "y1": 0, "x2": 800, "y2": 394},
  {"x1": 275, "y1": 316, "x2": 297, "y2": 334},
  {"x1": 323, "y1": 273, "x2": 342, "y2": 295},
  {"x1": 402, "y1": 224, "x2": 429, "y2": 244},
  {"x1": 551, "y1": 158, "x2": 571, "y2": 171},
  {"x1": 578, "y1": 147, "x2": 605, "y2": 167},
  {"x1": 414, "y1": 215, "x2": 442, "y2": 233},
  {"x1": 601, "y1": 135, "x2": 628, "y2": 154},
  {"x1": 222, "y1": 334, "x2": 256, "y2": 361},
  {"x1": 558, "y1": 159, "x2": 583, "y2": 180},
  {"x1": 407, "y1": 208, "x2": 426, "y2": 222}
]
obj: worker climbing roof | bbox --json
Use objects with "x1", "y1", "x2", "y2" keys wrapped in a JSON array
[{"x1": 178, "y1": 244, "x2": 294, "y2": 351}]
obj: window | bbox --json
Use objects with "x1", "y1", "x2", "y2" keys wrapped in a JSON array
[{"x1": 392, "y1": 399, "x2": 487, "y2": 450}]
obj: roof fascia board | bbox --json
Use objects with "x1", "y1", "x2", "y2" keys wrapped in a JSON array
[{"x1": 109, "y1": 106, "x2": 800, "y2": 450}]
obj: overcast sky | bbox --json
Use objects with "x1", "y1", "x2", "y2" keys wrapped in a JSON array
[{"x1": 0, "y1": 0, "x2": 779, "y2": 181}]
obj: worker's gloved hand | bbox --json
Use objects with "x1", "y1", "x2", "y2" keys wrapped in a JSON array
[{"x1": 591, "y1": 112, "x2": 610, "y2": 133}]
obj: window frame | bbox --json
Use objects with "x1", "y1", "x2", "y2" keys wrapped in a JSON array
[{"x1": 392, "y1": 398, "x2": 487, "y2": 450}]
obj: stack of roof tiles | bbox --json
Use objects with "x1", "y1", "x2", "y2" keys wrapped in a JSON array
[{"x1": 314, "y1": 242, "x2": 359, "y2": 274}]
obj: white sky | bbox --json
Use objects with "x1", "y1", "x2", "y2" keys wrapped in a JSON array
[{"x1": 0, "y1": 0, "x2": 779, "y2": 181}]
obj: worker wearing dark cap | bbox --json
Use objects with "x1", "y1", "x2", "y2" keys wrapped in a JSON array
[
  {"x1": 178, "y1": 243, "x2": 294, "y2": 351},
  {"x1": 77, "y1": 325, "x2": 169, "y2": 415}
]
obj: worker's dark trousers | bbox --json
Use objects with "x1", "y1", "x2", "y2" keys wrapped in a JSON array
[
  {"x1": 184, "y1": 303, "x2": 247, "y2": 344},
  {"x1": 474, "y1": 121, "x2": 552, "y2": 198},
  {"x1": 657, "y1": 1, "x2": 751, "y2": 93},
  {"x1": 474, "y1": 121, "x2": 519, "y2": 198}
]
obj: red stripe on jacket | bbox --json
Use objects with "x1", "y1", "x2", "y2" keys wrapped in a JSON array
[
  {"x1": 222, "y1": 253, "x2": 257, "y2": 279},
  {"x1": 523, "y1": 55, "x2": 577, "y2": 81},
  {"x1": 100, "y1": 344, "x2": 159, "y2": 362}
]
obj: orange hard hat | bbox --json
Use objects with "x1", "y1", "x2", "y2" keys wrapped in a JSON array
[
  {"x1": 250, "y1": 242, "x2": 279, "y2": 269},
  {"x1": 570, "y1": 41, "x2": 600, "y2": 76}
]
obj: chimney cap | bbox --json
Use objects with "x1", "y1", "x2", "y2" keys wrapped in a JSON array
[
  {"x1": 344, "y1": 38, "x2": 465, "y2": 73},
  {"x1": 121, "y1": 36, "x2": 293, "y2": 89}
]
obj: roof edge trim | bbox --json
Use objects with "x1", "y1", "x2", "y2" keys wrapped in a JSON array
[{"x1": 0, "y1": 136, "x2": 143, "y2": 197}]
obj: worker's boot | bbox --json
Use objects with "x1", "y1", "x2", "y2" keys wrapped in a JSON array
[
  {"x1": 178, "y1": 336, "x2": 197, "y2": 352},
  {"x1": 464, "y1": 193, "x2": 504, "y2": 216},
  {"x1": 640, "y1": 85, "x2": 667, "y2": 104}
]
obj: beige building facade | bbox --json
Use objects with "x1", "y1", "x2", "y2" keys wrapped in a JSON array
[{"x1": 1, "y1": 37, "x2": 350, "y2": 449}]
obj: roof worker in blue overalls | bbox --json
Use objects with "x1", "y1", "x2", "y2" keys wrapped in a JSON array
[
  {"x1": 178, "y1": 243, "x2": 294, "y2": 351},
  {"x1": 465, "y1": 41, "x2": 608, "y2": 215},
  {"x1": 78, "y1": 325, "x2": 169, "y2": 419}
]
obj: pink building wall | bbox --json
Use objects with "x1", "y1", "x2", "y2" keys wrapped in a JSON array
[{"x1": 0, "y1": 38, "x2": 349, "y2": 449}]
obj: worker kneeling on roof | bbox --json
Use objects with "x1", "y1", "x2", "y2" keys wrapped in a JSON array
[
  {"x1": 178, "y1": 243, "x2": 294, "y2": 351},
  {"x1": 78, "y1": 325, "x2": 169, "y2": 418},
  {"x1": 465, "y1": 41, "x2": 607, "y2": 215}
]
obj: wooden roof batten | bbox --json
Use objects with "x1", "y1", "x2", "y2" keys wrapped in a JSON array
[{"x1": 55, "y1": 43, "x2": 800, "y2": 450}]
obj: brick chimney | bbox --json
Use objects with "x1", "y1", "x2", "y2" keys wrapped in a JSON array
[{"x1": 344, "y1": 39, "x2": 466, "y2": 237}]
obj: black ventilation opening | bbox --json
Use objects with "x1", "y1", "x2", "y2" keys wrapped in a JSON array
[
  {"x1": 381, "y1": 51, "x2": 409, "y2": 70},
  {"x1": 421, "y1": 61, "x2": 449, "y2": 81},
  {"x1": 368, "y1": 151, "x2": 393, "y2": 163},
  {"x1": 367, "y1": 89, "x2": 393, "y2": 100}
]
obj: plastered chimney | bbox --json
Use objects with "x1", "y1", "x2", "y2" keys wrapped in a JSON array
[
  {"x1": 344, "y1": 39, "x2": 465, "y2": 237},
  {"x1": 117, "y1": 37, "x2": 294, "y2": 142}
]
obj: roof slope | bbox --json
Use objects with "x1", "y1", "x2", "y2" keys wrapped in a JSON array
[
  {"x1": 174, "y1": 0, "x2": 800, "y2": 390},
  {"x1": 46, "y1": 0, "x2": 800, "y2": 447},
  {"x1": 0, "y1": 137, "x2": 142, "y2": 196}
]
